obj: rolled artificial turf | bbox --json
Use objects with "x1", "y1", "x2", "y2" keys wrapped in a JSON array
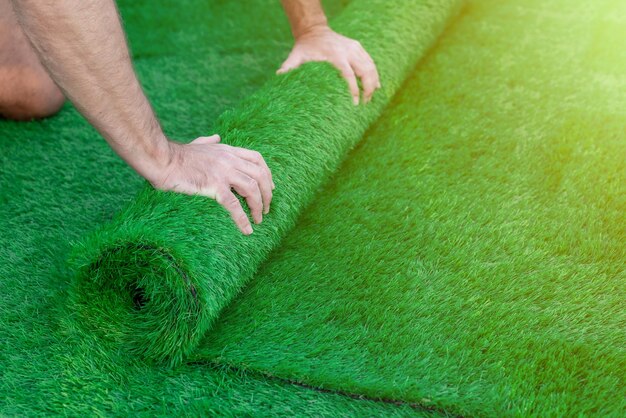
[
  {"x1": 3, "y1": 0, "x2": 625, "y2": 415},
  {"x1": 70, "y1": 0, "x2": 462, "y2": 365},
  {"x1": 3, "y1": 1, "x2": 426, "y2": 415}
]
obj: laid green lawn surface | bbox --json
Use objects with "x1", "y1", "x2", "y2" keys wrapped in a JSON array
[
  {"x1": 195, "y1": 0, "x2": 625, "y2": 416},
  {"x1": 1, "y1": 0, "x2": 624, "y2": 417},
  {"x1": 1, "y1": 0, "x2": 429, "y2": 415}
]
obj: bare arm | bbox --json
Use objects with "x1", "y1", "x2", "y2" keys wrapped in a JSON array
[
  {"x1": 11, "y1": 0, "x2": 168, "y2": 179},
  {"x1": 10, "y1": 0, "x2": 274, "y2": 234},
  {"x1": 280, "y1": 0, "x2": 328, "y2": 38},
  {"x1": 279, "y1": 0, "x2": 380, "y2": 104}
]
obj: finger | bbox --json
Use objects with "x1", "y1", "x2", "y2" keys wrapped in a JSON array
[
  {"x1": 230, "y1": 172, "x2": 264, "y2": 224},
  {"x1": 351, "y1": 57, "x2": 379, "y2": 104},
  {"x1": 216, "y1": 188, "x2": 253, "y2": 235},
  {"x1": 231, "y1": 147, "x2": 275, "y2": 190},
  {"x1": 339, "y1": 63, "x2": 360, "y2": 105},
  {"x1": 277, "y1": 51, "x2": 304, "y2": 74},
  {"x1": 191, "y1": 134, "x2": 221, "y2": 145},
  {"x1": 236, "y1": 160, "x2": 272, "y2": 215},
  {"x1": 359, "y1": 47, "x2": 382, "y2": 89},
  {"x1": 359, "y1": 50, "x2": 381, "y2": 90}
]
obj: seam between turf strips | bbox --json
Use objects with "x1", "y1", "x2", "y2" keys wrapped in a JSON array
[{"x1": 188, "y1": 360, "x2": 465, "y2": 418}]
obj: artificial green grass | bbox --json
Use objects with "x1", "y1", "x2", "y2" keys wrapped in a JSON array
[
  {"x1": 2, "y1": 0, "x2": 624, "y2": 416},
  {"x1": 196, "y1": 0, "x2": 626, "y2": 415},
  {"x1": 1, "y1": 0, "x2": 429, "y2": 415},
  {"x1": 70, "y1": 0, "x2": 461, "y2": 366}
]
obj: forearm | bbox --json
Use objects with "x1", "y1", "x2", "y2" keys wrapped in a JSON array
[
  {"x1": 10, "y1": 0, "x2": 169, "y2": 180},
  {"x1": 280, "y1": 0, "x2": 328, "y2": 38}
]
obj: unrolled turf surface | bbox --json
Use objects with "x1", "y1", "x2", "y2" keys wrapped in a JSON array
[{"x1": 1, "y1": 0, "x2": 624, "y2": 416}]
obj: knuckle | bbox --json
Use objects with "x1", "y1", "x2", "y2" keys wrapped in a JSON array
[
  {"x1": 251, "y1": 151, "x2": 263, "y2": 162},
  {"x1": 249, "y1": 195, "x2": 261, "y2": 207},
  {"x1": 220, "y1": 153, "x2": 236, "y2": 165},
  {"x1": 217, "y1": 176, "x2": 231, "y2": 188},
  {"x1": 248, "y1": 163, "x2": 261, "y2": 177},
  {"x1": 224, "y1": 194, "x2": 239, "y2": 207},
  {"x1": 246, "y1": 177, "x2": 258, "y2": 190}
]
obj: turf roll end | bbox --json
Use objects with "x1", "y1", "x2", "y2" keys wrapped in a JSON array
[
  {"x1": 73, "y1": 241, "x2": 204, "y2": 365},
  {"x1": 69, "y1": 0, "x2": 463, "y2": 365}
]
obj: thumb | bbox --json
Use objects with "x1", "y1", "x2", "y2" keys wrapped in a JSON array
[
  {"x1": 191, "y1": 134, "x2": 221, "y2": 145},
  {"x1": 277, "y1": 52, "x2": 304, "y2": 75}
]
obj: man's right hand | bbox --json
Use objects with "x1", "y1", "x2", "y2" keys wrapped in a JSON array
[
  {"x1": 149, "y1": 135, "x2": 274, "y2": 235},
  {"x1": 9, "y1": 1, "x2": 273, "y2": 235}
]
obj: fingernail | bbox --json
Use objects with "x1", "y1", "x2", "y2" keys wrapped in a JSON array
[
  {"x1": 245, "y1": 225, "x2": 253, "y2": 234},
  {"x1": 264, "y1": 205, "x2": 270, "y2": 215},
  {"x1": 353, "y1": 96, "x2": 359, "y2": 105}
]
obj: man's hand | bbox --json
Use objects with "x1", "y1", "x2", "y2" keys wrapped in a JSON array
[
  {"x1": 279, "y1": 0, "x2": 380, "y2": 105},
  {"x1": 278, "y1": 26, "x2": 380, "y2": 105},
  {"x1": 149, "y1": 135, "x2": 274, "y2": 235},
  {"x1": 10, "y1": 0, "x2": 273, "y2": 235}
]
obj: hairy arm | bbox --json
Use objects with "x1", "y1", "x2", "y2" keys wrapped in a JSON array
[
  {"x1": 279, "y1": 0, "x2": 380, "y2": 104},
  {"x1": 10, "y1": 0, "x2": 274, "y2": 234},
  {"x1": 11, "y1": 0, "x2": 168, "y2": 178}
]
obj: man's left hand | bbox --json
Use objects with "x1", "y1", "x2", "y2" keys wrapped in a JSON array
[{"x1": 277, "y1": 25, "x2": 381, "y2": 105}]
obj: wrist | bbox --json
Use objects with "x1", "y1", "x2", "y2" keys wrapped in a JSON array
[
  {"x1": 292, "y1": 19, "x2": 329, "y2": 39},
  {"x1": 133, "y1": 134, "x2": 177, "y2": 187}
]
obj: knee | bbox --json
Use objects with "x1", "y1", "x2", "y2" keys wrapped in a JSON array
[{"x1": 0, "y1": 68, "x2": 64, "y2": 120}]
